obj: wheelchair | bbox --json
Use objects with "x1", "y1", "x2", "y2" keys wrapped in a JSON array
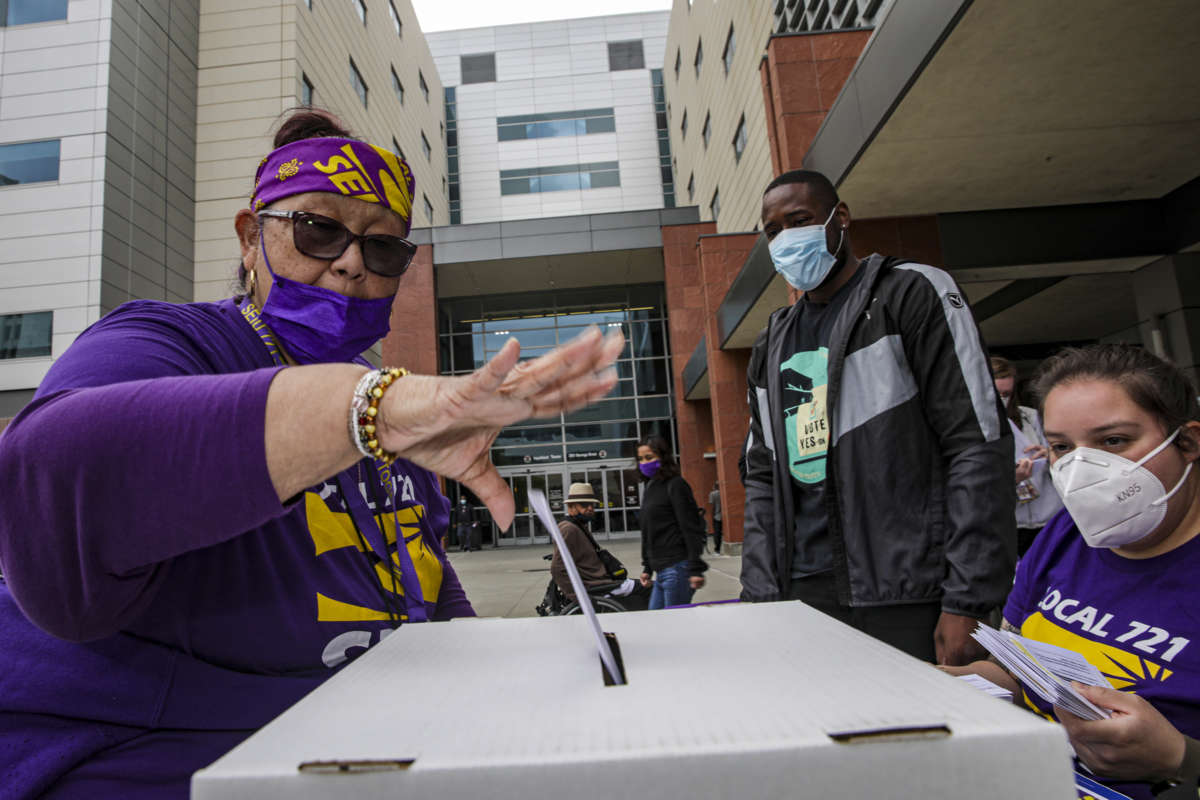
[{"x1": 534, "y1": 555, "x2": 645, "y2": 616}]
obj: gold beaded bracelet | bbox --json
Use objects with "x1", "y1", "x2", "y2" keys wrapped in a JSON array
[{"x1": 349, "y1": 367, "x2": 409, "y2": 464}]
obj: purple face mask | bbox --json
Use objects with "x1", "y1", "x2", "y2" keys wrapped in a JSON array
[
  {"x1": 256, "y1": 236, "x2": 393, "y2": 364},
  {"x1": 638, "y1": 459, "x2": 661, "y2": 478}
]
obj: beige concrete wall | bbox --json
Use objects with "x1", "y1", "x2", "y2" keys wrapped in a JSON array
[
  {"x1": 193, "y1": 0, "x2": 447, "y2": 302},
  {"x1": 663, "y1": 0, "x2": 775, "y2": 234}
]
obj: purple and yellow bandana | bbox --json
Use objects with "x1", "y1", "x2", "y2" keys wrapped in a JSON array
[{"x1": 251, "y1": 137, "x2": 415, "y2": 233}]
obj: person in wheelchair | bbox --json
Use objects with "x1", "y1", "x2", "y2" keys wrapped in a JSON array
[{"x1": 539, "y1": 483, "x2": 647, "y2": 615}]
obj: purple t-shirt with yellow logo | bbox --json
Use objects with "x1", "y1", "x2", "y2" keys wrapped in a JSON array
[
  {"x1": 0, "y1": 299, "x2": 473, "y2": 797},
  {"x1": 1005, "y1": 509, "x2": 1200, "y2": 798}
]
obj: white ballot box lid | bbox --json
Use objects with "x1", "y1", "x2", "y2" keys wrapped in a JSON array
[{"x1": 193, "y1": 601, "x2": 1076, "y2": 799}]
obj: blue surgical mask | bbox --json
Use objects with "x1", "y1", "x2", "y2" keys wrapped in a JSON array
[{"x1": 767, "y1": 206, "x2": 844, "y2": 291}]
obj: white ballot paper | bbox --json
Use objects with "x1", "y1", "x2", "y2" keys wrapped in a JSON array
[
  {"x1": 528, "y1": 489, "x2": 625, "y2": 685},
  {"x1": 972, "y1": 625, "x2": 1111, "y2": 720},
  {"x1": 957, "y1": 673, "x2": 1014, "y2": 702}
]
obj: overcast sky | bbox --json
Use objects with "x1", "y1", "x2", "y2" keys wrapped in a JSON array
[{"x1": 411, "y1": 0, "x2": 672, "y2": 33}]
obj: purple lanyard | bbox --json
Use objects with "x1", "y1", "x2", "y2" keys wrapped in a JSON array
[{"x1": 240, "y1": 298, "x2": 428, "y2": 623}]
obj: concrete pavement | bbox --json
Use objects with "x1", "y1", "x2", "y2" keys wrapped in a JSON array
[{"x1": 445, "y1": 538, "x2": 743, "y2": 618}]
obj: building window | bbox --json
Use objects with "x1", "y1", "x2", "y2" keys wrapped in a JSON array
[
  {"x1": 437, "y1": 285, "x2": 676, "y2": 500},
  {"x1": 461, "y1": 53, "x2": 496, "y2": 84},
  {"x1": 732, "y1": 114, "x2": 747, "y2": 162},
  {"x1": 702, "y1": 112, "x2": 711, "y2": 149},
  {"x1": 497, "y1": 108, "x2": 615, "y2": 141},
  {"x1": 445, "y1": 87, "x2": 460, "y2": 225},
  {"x1": 423, "y1": 194, "x2": 433, "y2": 222},
  {"x1": 421, "y1": 131, "x2": 431, "y2": 160},
  {"x1": 3, "y1": 0, "x2": 68, "y2": 25},
  {"x1": 349, "y1": 58, "x2": 367, "y2": 108},
  {"x1": 722, "y1": 24, "x2": 736, "y2": 75},
  {"x1": 301, "y1": 73, "x2": 313, "y2": 106},
  {"x1": 391, "y1": 137, "x2": 405, "y2": 162},
  {"x1": 710, "y1": 187, "x2": 720, "y2": 221},
  {"x1": 443, "y1": 176, "x2": 447, "y2": 196},
  {"x1": 387, "y1": 0, "x2": 402, "y2": 36},
  {"x1": 419, "y1": 70, "x2": 429, "y2": 102},
  {"x1": 0, "y1": 311, "x2": 52, "y2": 359},
  {"x1": 0, "y1": 139, "x2": 60, "y2": 185},
  {"x1": 693, "y1": 38, "x2": 703, "y2": 77},
  {"x1": 650, "y1": 68, "x2": 674, "y2": 208},
  {"x1": 673, "y1": 48, "x2": 680, "y2": 79},
  {"x1": 304, "y1": 0, "x2": 311, "y2": 8},
  {"x1": 687, "y1": 173, "x2": 694, "y2": 203},
  {"x1": 391, "y1": 66, "x2": 404, "y2": 104},
  {"x1": 352, "y1": 0, "x2": 365, "y2": 24},
  {"x1": 500, "y1": 162, "x2": 620, "y2": 195},
  {"x1": 680, "y1": 109, "x2": 688, "y2": 139},
  {"x1": 607, "y1": 40, "x2": 645, "y2": 71}
]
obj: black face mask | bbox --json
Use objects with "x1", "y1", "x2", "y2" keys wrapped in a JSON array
[{"x1": 571, "y1": 512, "x2": 595, "y2": 526}]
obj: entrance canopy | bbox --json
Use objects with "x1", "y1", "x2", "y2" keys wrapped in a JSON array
[
  {"x1": 804, "y1": 0, "x2": 1200, "y2": 351},
  {"x1": 712, "y1": 0, "x2": 1200, "y2": 365},
  {"x1": 410, "y1": 208, "x2": 699, "y2": 298}
]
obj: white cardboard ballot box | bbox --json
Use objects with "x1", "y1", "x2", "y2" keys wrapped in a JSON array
[{"x1": 192, "y1": 600, "x2": 1077, "y2": 799}]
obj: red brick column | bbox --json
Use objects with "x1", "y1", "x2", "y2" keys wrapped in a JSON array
[
  {"x1": 381, "y1": 244, "x2": 438, "y2": 376},
  {"x1": 663, "y1": 222, "x2": 718, "y2": 510},
  {"x1": 699, "y1": 234, "x2": 759, "y2": 548},
  {"x1": 760, "y1": 30, "x2": 872, "y2": 174}
]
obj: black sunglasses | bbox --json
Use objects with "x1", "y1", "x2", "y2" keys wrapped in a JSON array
[{"x1": 258, "y1": 210, "x2": 417, "y2": 278}]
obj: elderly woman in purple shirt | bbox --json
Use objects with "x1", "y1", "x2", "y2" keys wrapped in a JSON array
[{"x1": 0, "y1": 109, "x2": 622, "y2": 798}]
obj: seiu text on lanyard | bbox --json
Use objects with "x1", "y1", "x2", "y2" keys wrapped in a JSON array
[{"x1": 240, "y1": 298, "x2": 428, "y2": 622}]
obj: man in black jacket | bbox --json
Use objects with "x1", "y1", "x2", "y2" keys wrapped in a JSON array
[{"x1": 740, "y1": 169, "x2": 1015, "y2": 665}]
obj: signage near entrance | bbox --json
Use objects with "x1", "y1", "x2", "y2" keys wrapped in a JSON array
[
  {"x1": 566, "y1": 448, "x2": 608, "y2": 462},
  {"x1": 521, "y1": 451, "x2": 564, "y2": 464}
]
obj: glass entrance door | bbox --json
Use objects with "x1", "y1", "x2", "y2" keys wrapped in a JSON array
[
  {"x1": 566, "y1": 463, "x2": 641, "y2": 541},
  {"x1": 495, "y1": 463, "x2": 639, "y2": 546}
]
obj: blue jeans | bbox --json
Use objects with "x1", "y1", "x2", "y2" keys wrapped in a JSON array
[{"x1": 648, "y1": 560, "x2": 694, "y2": 610}]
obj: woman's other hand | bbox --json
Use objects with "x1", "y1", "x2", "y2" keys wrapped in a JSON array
[
  {"x1": 639, "y1": 572, "x2": 652, "y2": 588},
  {"x1": 1057, "y1": 682, "x2": 1187, "y2": 782},
  {"x1": 376, "y1": 326, "x2": 623, "y2": 529},
  {"x1": 689, "y1": 575, "x2": 705, "y2": 590}
]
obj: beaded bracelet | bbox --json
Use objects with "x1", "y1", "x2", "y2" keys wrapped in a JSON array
[{"x1": 349, "y1": 367, "x2": 409, "y2": 464}]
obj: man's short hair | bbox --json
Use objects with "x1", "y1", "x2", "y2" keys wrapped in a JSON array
[{"x1": 764, "y1": 169, "x2": 840, "y2": 213}]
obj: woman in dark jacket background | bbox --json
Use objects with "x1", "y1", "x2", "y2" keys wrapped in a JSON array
[{"x1": 637, "y1": 435, "x2": 708, "y2": 609}]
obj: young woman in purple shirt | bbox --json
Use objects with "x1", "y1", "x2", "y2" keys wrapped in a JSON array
[{"x1": 952, "y1": 344, "x2": 1200, "y2": 798}]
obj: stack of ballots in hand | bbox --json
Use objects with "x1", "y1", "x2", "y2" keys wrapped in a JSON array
[{"x1": 971, "y1": 625, "x2": 1112, "y2": 720}]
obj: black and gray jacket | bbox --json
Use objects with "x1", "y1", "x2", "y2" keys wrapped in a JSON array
[{"x1": 740, "y1": 254, "x2": 1016, "y2": 617}]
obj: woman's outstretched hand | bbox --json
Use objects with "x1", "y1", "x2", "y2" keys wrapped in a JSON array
[{"x1": 376, "y1": 326, "x2": 624, "y2": 529}]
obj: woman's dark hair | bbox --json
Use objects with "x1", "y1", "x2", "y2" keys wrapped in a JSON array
[
  {"x1": 272, "y1": 107, "x2": 356, "y2": 148},
  {"x1": 989, "y1": 355, "x2": 1021, "y2": 424},
  {"x1": 638, "y1": 434, "x2": 680, "y2": 480},
  {"x1": 1034, "y1": 344, "x2": 1200, "y2": 441},
  {"x1": 236, "y1": 107, "x2": 358, "y2": 292}
]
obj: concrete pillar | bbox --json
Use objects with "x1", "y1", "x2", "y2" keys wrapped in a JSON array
[
  {"x1": 1132, "y1": 253, "x2": 1200, "y2": 387},
  {"x1": 381, "y1": 244, "x2": 438, "y2": 376},
  {"x1": 662, "y1": 221, "x2": 718, "y2": 519}
]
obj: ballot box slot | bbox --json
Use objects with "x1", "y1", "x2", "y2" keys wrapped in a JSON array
[
  {"x1": 827, "y1": 724, "x2": 951, "y2": 745},
  {"x1": 601, "y1": 632, "x2": 627, "y2": 686},
  {"x1": 298, "y1": 758, "x2": 416, "y2": 774}
]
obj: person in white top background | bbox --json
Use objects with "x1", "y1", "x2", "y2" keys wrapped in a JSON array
[{"x1": 991, "y1": 355, "x2": 1064, "y2": 556}]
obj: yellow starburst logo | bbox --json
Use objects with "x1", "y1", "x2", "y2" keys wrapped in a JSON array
[{"x1": 277, "y1": 158, "x2": 303, "y2": 181}]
